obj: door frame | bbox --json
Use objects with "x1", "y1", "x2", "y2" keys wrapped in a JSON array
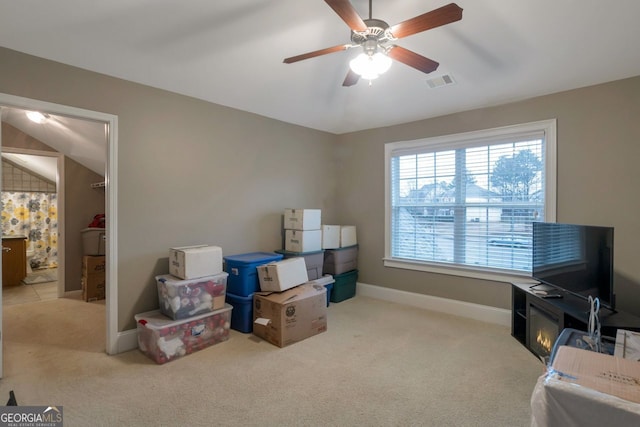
[{"x1": 0, "y1": 93, "x2": 119, "y2": 368}]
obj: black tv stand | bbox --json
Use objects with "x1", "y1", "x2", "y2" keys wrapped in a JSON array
[
  {"x1": 511, "y1": 282, "x2": 640, "y2": 359},
  {"x1": 529, "y1": 283, "x2": 554, "y2": 291},
  {"x1": 582, "y1": 305, "x2": 617, "y2": 316},
  {"x1": 540, "y1": 294, "x2": 563, "y2": 299}
]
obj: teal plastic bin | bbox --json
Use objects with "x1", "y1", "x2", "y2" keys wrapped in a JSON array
[{"x1": 330, "y1": 270, "x2": 358, "y2": 303}]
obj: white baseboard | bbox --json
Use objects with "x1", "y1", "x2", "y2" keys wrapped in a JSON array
[
  {"x1": 111, "y1": 282, "x2": 511, "y2": 354},
  {"x1": 64, "y1": 290, "x2": 82, "y2": 298},
  {"x1": 115, "y1": 328, "x2": 139, "y2": 354},
  {"x1": 356, "y1": 282, "x2": 511, "y2": 327}
]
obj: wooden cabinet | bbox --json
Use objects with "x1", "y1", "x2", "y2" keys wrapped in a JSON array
[{"x1": 2, "y1": 236, "x2": 27, "y2": 287}]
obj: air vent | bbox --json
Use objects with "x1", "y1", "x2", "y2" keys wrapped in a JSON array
[{"x1": 426, "y1": 74, "x2": 456, "y2": 89}]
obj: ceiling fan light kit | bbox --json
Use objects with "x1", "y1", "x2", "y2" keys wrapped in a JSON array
[
  {"x1": 284, "y1": 1, "x2": 463, "y2": 87},
  {"x1": 349, "y1": 53, "x2": 391, "y2": 80}
]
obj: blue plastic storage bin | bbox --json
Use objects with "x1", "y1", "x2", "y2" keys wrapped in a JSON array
[
  {"x1": 224, "y1": 252, "x2": 283, "y2": 297},
  {"x1": 225, "y1": 292, "x2": 254, "y2": 333},
  {"x1": 324, "y1": 283, "x2": 333, "y2": 307}
]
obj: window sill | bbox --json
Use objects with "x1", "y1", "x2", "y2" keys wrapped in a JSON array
[{"x1": 383, "y1": 258, "x2": 538, "y2": 285}]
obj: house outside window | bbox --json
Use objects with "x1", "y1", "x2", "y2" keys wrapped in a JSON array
[{"x1": 384, "y1": 119, "x2": 557, "y2": 280}]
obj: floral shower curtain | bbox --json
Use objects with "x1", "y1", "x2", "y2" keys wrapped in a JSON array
[{"x1": 1, "y1": 192, "x2": 58, "y2": 269}]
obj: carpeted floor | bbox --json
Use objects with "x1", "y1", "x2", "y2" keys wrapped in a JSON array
[{"x1": 0, "y1": 294, "x2": 543, "y2": 426}]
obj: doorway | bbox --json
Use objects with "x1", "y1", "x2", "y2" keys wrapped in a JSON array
[
  {"x1": 1, "y1": 148, "x2": 63, "y2": 304},
  {"x1": 0, "y1": 93, "x2": 119, "y2": 379}
]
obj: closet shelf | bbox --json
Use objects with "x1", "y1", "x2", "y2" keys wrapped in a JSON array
[{"x1": 90, "y1": 182, "x2": 106, "y2": 189}]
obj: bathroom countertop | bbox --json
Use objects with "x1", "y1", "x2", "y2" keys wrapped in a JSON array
[{"x1": 2, "y1": 235, "x2": 27, "y2": 240}]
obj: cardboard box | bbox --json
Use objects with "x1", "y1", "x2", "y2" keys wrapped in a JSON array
[
  {"x1": 285, "y1": 229, "x2": 322, "y2": 253},
  {"x1": 274, "y1": 249, "x2": 324, "y2": 280},
  {"x1": 82, "y1": 273, "x2": 106, "y2": 302},
  {"x1": 82, "y1": 255, "x2": 106, "y2": 275},
  {"x1": 283, "y1": 209, "x2": 321, "y2": 231},
  {"x1": 614, "y1": 329, "x2": 640, "y2": 360},
  {"x1": 340, "y1": 225, "x2": 357, "y2": 247},
  {"x1": 322, "y1": 225, "x2": 340, "y2": 249},
  {"x1": 82, "y1": 255, "x2": 106, "y2": 302},
  {"x1": 531, "y1": 346, "x2": 640, "y2": 426},
  {"x1": 552, "y1": 346, "x2": 640, "y2": 402},
  {"x1": 257, "y1": 257, "x2": 309, "y2": 292},
  {"x1": 169, "y1": 245, "x2": 223, "y2": 279},
  {"x1": 307, "y1": 275, "x2": 335, "y2": 307},
  {"x1": 253, "y1": 283, "x2": 327, "y2": 347}
]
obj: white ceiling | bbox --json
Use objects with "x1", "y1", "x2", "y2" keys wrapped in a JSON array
[
  {"x1": 2, "y1": 0, "x2": 640, "y2": 137},
  {"x1": 1, "y1": 107, "x2": 106, "y2": 177}
]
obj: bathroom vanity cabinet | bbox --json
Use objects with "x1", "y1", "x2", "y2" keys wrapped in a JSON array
[{"x1": 2, "y1": 236, "x2": 27, "y2": 287}]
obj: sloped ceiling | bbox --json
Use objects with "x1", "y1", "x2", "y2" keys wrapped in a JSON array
[
  {"x1": 1, "y1": 107, "x2": 106, "y2": 178},
  {"x1": 2, "y1": 153, "x2": 58, "y2": 183}
]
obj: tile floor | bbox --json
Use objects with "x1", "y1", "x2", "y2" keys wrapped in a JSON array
[{"x1": 2, "y1": 268, "x2": 60, "y2": 306}]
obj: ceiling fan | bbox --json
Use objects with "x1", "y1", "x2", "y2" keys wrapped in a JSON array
[{"x1": 284, "y1": 0, "x2": 463, "y2": 86}]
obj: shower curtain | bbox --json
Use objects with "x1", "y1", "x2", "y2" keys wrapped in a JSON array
[{"x1": 1, "y1": 191, "x2": 58, "y2": 269}]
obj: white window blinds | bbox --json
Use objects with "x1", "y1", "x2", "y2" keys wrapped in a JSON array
[{"x1": 385, "y1": 120, "x2": 557, "y2": 276}]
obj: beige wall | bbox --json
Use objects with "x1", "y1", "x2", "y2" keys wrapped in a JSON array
[
  {"x1": 0, "y1": 47, "x2": 338, "y2": 331},
  {"x1": 335, "y1": 76, "x2": 640, "y2": 315},
  {"x1": 65, "y1": 157, "x2": 106, "y2": 291},
  {"x1": 2, "y1": 46, "x2": 639, "y2": 332},
  {"x1": 1, "y1": 122, "x2": 56, "y2": 152}
]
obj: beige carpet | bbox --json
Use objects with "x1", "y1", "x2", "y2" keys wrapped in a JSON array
[{"x1": 0, "y1": 295, "x2": 543, "y2": 426}]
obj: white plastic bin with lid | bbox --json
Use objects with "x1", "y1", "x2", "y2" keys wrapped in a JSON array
[{"x1": 81, "y1": 228, "x2": 106, "y2": 255}]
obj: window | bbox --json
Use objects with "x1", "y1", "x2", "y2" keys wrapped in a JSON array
[{"x1": 384, "y1": 119, "x2": 556, "y2": 279}]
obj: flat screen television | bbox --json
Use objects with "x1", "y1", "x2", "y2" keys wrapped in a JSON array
[{"x1": 532, "y1": 222, "x2": 615, "y2": 310}]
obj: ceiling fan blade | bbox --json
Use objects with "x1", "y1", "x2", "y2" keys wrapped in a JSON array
[
  {"x1": 342, "y1": 69, "x2": 360, "y2": 87},
  {"x1": 388, "y1": 45, "x2": 439, "y2": 74},
  {"x1": 283, "y1": 44, "x2": 350, "y2": 63},
  {"x1": 325, "y1": 0, "x2": 368, "y2": 32},
  {"x1": 389, "y1": 3, "x2": 463, "y2": 39}
]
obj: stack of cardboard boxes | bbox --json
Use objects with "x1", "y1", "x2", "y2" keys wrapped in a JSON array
[
  {"x1": 279, "y1": 208, "x2": 334, "y2": 303},
  {"x1": 81, "y1": 255, "x2": 106, "y2": 302},
  {"x1": 81, "y1": 227, "x2": 107, "y2": 302},
  {"x1": 223, "y1": 208, "x2": 327, "y2": 348},
  {"x1": 135, "y1": 245, "x2": 232, "y2": 364},
  {"x1": 253, "y1": 255, "x2": 328, "y2": 348},
  {"x1": 322, "y1": 224, "x2": 358, "y2": 303},
  {"x1": 280, "y1": 208, "x2": 358, "y2": 304},
  {"x1": 281, "y1": 209, "x2": 324, "y2": 279}
]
